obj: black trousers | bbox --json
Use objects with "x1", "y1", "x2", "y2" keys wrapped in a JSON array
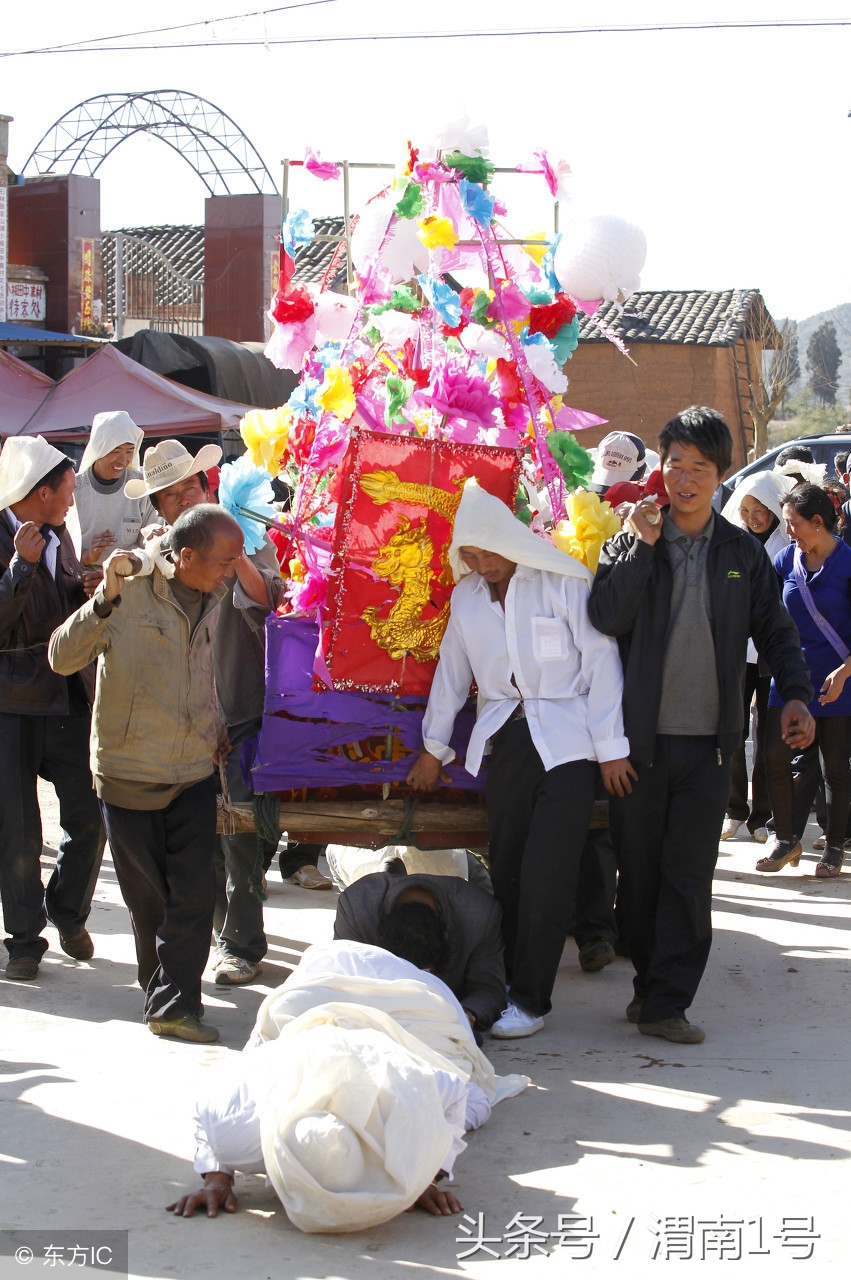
[
  {"x1": 100, "y1": 774, "x2": 217, "y2": 1022},
  {"x1": 765, "y1": 707, "x2": 851, "y2": 847},
  {"x1": 485, "y1": 718, "x2": 597, "y2": 1018},
  {"x1": 727, "y1": 663, "x2": 772, "y2": 832},
  {"x1": 574, "y1": 827, "x2": 618, "y2": 949},
  {"x1": 610, "y1": 735, "x2": 731, "y2": 1023},
  {"x1": 214, "y1": 718, "x2": 269, "y2": 964},
  {"x1": 0, "y1": 710, "x2": 104, "y2": 961}
]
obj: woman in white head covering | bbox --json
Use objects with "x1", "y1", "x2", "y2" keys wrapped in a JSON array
[
  {"x1": 407, "y1": 479, "x2": 631, "y2": 1041},
  {"x1": 67, "y1": 411, "x2": 155, "y2": 566},
  {"x1": 720, "y1": 470, "x2": 794, "y2": 842}
]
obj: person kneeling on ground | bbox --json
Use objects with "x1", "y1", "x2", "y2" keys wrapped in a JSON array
[{"x1": 334, "y1": 869, "x2": 507, "y2": 1036}]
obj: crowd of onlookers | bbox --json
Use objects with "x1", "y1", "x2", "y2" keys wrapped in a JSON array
[{"x1": 3, "y1": 404, "x2": 850, "y2": 1229}]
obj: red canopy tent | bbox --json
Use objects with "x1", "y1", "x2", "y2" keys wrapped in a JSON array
[
  {"x1": 2, "y1": 346, "x2": 257, "y2": 441},
  {"x1": 0, "y1": 349, "x2": 55, "y2": 437}
]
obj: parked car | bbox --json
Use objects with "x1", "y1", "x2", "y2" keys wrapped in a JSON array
[{"x1": 715, "y1": 433, "x2": 851, "y2": 508}]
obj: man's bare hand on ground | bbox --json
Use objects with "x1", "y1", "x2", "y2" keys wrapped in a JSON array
[
  {"x1": 406, "y1": 750, "x2": 451, "y2": 792},
  {"x1": 410, "y1": 1182, "x2": 464, "y2": 1216},
  {"x1": 166, "y1": 1172, "x2": 237, "y2": 1218}
]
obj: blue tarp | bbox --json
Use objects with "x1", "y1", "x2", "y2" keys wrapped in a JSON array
[{"x1": 0, "y1": 322, "x2": 101, "y2": 345}]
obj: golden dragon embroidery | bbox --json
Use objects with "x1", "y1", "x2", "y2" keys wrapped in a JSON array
[{"x1": 359, "y1": 469, "x2": 466, "y2": 662}]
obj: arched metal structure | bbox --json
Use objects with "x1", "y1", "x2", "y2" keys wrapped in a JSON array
[{"x1": 22, "y1": 90, "x2": 277, "y2": 196}]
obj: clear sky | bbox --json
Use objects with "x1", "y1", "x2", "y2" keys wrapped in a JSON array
[{"x1": 2, "y1": 0, "x2": 849, "y2": 324}]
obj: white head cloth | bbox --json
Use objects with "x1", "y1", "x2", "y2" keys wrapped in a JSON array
[
  {"x1": 255, "y1": 1006, "x2": 459, "y2": 1233},
  {"x1": 773, "y1": 457, "x2": 827, "y2": 487},
  {"x1": 722, "y1": 470, "x2": 795, "y2": 528},
  {"x1": 449, "y1": 478, "x2": 592, "y2": 584},
  {"x1": 0, "y1": 436, "x2": 67, "y2": 511},
  {"x1": 79, "y1": 411, "x2": 143, "y2": 474},
  {"x1": 252, "y1": 940, "x2": 528, "y2": 1107}
]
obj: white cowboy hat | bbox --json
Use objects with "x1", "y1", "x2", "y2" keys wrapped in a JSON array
[
  {"x1": 124, "y1": 438, "x2": 222, "y2": 499},
  {"x1": 0, "y1": 436, "x2": 68, "y2": 511}
]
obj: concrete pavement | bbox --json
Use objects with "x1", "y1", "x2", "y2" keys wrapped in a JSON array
[{"x1": 1, "y1": 790, "x2": 850, "y2": 1278}]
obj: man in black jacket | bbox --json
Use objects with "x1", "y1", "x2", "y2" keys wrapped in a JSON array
[
  {"x1": 334, "y1": 871, "x2": 506, "y2": 1033},
  {"x1": 0, "y1": 437, "x2": 104, "y2": 981},
  {"x1": 588, "y1": 406, "x2": 814, "y2": 1044}
]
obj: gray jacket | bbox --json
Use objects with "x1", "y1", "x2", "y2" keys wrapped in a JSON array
[{"x1": 334, "y1": 872, "x2": 506, "y2": 1029}]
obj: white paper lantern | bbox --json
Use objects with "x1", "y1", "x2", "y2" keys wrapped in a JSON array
[
  {"x1": 350, "y1": 192, "x2": 429, "y2": 285},
  {"x1": 314, "y1": 291, "x2": 359, "y2": 344},
  {"x1": 553, "y1": 215, "x2": 647, "y2": 303}
]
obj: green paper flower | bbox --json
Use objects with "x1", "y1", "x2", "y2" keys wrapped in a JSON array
[
  {"x1": 384, "y1": 375, "x2": 415, "y2": 426},
  {"x1": 443, "y1": 150, "x2": 495, "y2": 186},
  {"x1": 546, "y1": 431, "x2": 594, "y2": 488},
  {"x1": 395, "y1": 179, "x2": 425, "y2": 220}
]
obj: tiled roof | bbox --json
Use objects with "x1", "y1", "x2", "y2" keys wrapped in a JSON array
[
  {"x1": 293, "y1": 216, "x2": 349, "y2": 289},
  {"x1": 102, "y1": 226, "x2": 205, "y2": 281},
  {"x1": 577, "y1": 289, "x2": 779, "y2": 347}
]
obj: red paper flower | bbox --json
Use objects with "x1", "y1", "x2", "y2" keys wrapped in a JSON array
[
  {"x1": 271, "y1": 286, "x2": 315, "y2": 326},
  {"x1": 528, "y1": 293, "x2": 577, "y2": 339}
]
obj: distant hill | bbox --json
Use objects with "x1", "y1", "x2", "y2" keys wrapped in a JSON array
[{"x1": 780, "y1": 303, "x2": 851, "y2": 406}]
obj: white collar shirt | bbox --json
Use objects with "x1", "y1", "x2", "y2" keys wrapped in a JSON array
[
  {"x1": 6, "y1": 509, "x2": 60, "y2": 579},
  {"x1": 422, "y1": 565, "x2": 629, "y2": 776}
]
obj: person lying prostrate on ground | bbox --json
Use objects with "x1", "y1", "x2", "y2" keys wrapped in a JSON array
[
  {"x1": 406, "y1": 478, "x2": 631, "y2": 1042},
  {"x1": 166, "y1": 940, "x2": 528, "y2": 1230}
]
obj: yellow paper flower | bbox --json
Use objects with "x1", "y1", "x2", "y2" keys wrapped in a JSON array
[
  {"x1": 523, "y1": 230, "x2": 549, "y2": 266},
  {"x1": 553, "y1": 489, "x2": 623, "y2": 574},
  {"x1": 239, "y1": 406, "x2": 292, "y2": 475},
  {"x1": 315, "y1": 365, "x2": 356, "y2": 421},
  {"x1": 417, "y1": 215, "x2": 458, "y2": 251},
  {"x1": 288, "y1": 556, "x2": 305, "y2": 583}
]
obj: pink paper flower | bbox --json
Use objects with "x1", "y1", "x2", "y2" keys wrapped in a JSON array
[{"x1": 304, "y1": 147, "x2": 341, "y2": 182}]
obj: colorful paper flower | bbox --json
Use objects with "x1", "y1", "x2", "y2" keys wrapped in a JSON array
[
  {"x1": 271, "y1": 286, "x2": 315, "y2": 326},
  {"x1": 395, "y1": 179, "x2": 425, "y2": 220},
  {"x1": 529, "y1": 293, "x2": 577, "y2": 340},
  {"x1": 417, "y1": 274, "x2": 462, "y2": 328},
  {"x1": 458, "y1": 178, "x2": 495, "y2": 226},
  {"x1": 281, "y1": 208, "x2": 315, "y2": 259},
  {"x1": 304, "y1": 147, "x2": 341, "y2": 182},
  {"x1": 316, "y1": 365, "x2": 356, "y2": 422},
  {"x1": 550, "y1": 318, "x2": 581, "y2": 365},
  {"x1": 423, "y1": 355, "x2": 500, "y2": 429},
  {"x1": 384, "y1": 375, "x2": 414, "y2": 426},
  {"x1": 553, "y1": 489, "x2": 622, "y2": 573},
  {"x1": 354, "y1": 257, "x2": 394, "y2": 306},
  {"x1": 417, "y1": 215, "x2": 458, "y2": 251},
  {"x1": 264, "y1": 315, "x2": 318, "y2": 373},
  {"x1": 546, "y1": 432, "x2": 594, "y2": 489},
  {"x1": 239, "y1": 406, "x2": 292, "y2": 474},
  {"x1": 217, "y1": 457, "x2": 279, "y2": 554},
  {"x1": 443, "y1": 150, "x2": 495, "y2": 185}
]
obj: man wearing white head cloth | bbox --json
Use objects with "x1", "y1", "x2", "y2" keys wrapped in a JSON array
[
  {"x1": 406, "y1": 479, "x2": 632, "y2": 1039},
  {"x1": 66, "y1": 412, "x2": 155, "y2": 570}
]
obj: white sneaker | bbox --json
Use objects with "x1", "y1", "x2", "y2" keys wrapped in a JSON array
[
  {"x1": 721, "y1": 817, "x2": 744, "y2": 840},
  {"x1": 490, "y1": 1002, "x2": 544, "y2": 1039},
  {"x1": 214, "y1": 957, "x2": 262, "y2": 985},
  {"x1": 753, "y1": 828, "x2": 769, "y2": 844}
]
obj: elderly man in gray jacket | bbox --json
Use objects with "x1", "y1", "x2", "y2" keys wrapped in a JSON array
[{"x1": 49, "y1": 505, "x2": 244, "y2": 1044}]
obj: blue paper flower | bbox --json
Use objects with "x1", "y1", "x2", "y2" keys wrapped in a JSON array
[
  {"x1": 217, "y1": 456, "x2": 278, "y2": 555},
  {"x1": 551, "y1": 317, "x2": 581, "y2": 364},
  {"x1": 282, "y1": 207, "x2": 315, "y2": 259},
  {"x1": 417, "y1": 274, "x2": 462, "y2": 328},
  {"x1": 458, "y1": 178, "x2": 495, "y2": 227},
  {"x1": 313, "y1": 341, "x2": 343, "y2": 370},
  {"x1": 540, "y1": 233, "x2": 562, "y2": 295},
  {"x1": 288, "y1": 375, "x2": 321, "y2": 417}
]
